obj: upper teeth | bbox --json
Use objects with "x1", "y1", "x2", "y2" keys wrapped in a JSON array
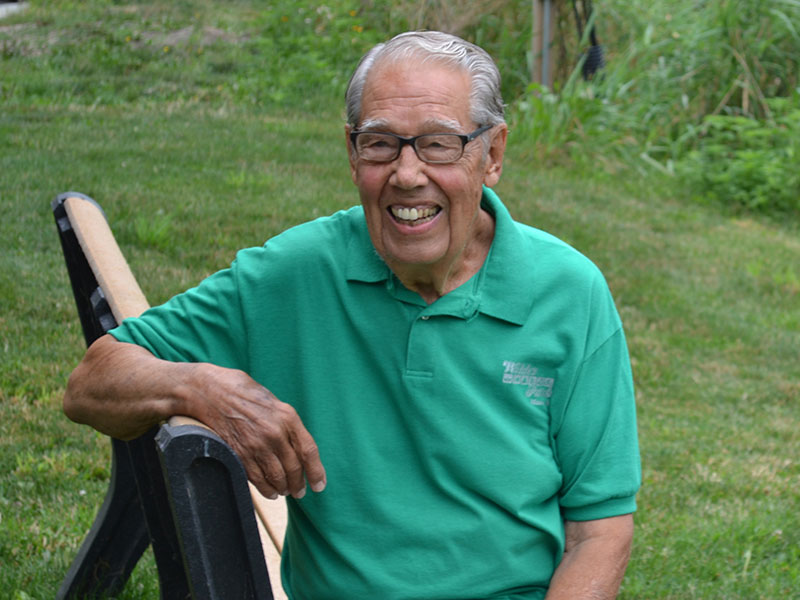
[{"x1": 393, "y1": 207, "x2": 437, "y2": 221}]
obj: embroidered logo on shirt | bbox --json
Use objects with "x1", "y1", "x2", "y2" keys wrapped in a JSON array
[{"x1": 502, "y1": 361, "x2": 554, "y2": 405}]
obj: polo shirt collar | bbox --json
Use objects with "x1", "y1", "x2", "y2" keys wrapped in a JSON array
[
  {"x1": 477, "y1": 187, "x2": 536, "y2": 326},
  {"x1": 345, "y1": 216, "x2": 390, "y2": 283},
  {"x1": 345, "y1": 187, "x2": 535, "y2": 326}
]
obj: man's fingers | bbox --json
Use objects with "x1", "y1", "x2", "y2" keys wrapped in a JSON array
[
  {"x1": 288, "y1": 422, "x2": 327, "y2": 494},
  {"x1": 270, "y1": 411, "x2": 326, "y2": 498},
  {"x1": 241, "y1": 453, "x2": 283, "y2": 499},
  {"x1": 236, "y1": 406, "x2": 326, "y2": 499},
  {"x1": 276, "y1": 445, "x2": 307, "y2": 499}
]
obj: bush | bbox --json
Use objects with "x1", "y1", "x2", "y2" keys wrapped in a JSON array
[{"x1": 679, "y1": 95, "x2": 800, "y2": 214}]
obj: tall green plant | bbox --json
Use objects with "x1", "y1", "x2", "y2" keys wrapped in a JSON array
[{"x1": 509, "y1": 0, "x2": 800, "y2": 189}]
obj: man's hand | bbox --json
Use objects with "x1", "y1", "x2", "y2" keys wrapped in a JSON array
[
  {"x1": 64, "y1": 335, "x2": 326, "y2": 500},
  {"x1": 191, "y1": 364, "x2": 326, "y2": 499},
  {"x1": 545, "y1": 514, "x2": 634, "y2": 600}
]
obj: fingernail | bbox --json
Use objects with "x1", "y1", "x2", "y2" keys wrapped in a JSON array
[
  {"x1": 311, "y1": 479, "x2": 326, "y2": 492},
  {"x1": 294, "y1": 486, "x2": 307, "y2": 499},
  {"x1": 268, "y1": 493, "x2": 278, "y2": 500}
]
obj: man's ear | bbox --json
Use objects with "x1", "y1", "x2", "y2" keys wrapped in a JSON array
[
  {"x1": 345, "y1": 125, "x2": 358, "y2": 184},
  {"x1": 482, "y1": 124, "x2": 508, "y2": 188}
]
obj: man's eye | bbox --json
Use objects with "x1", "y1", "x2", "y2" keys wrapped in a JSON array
[
  {"x1": 420, "y1": 137, "x2": 458, "y2": 150},
  {"x1": 361, "y1": 136, "x2": 394, "y2": 149}
]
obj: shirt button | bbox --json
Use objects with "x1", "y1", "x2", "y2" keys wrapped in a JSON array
[{"x1": 420, "y1": 315, "x2": 430, "y2": 320}]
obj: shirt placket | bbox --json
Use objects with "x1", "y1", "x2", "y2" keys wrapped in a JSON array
[{"x1": 403, "y1": 295, "x2": 479, "y2": 378}]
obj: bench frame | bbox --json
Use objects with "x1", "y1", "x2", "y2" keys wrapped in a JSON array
[{"x1": 53, "y1": 192, "x2": 276, "y2": 600}]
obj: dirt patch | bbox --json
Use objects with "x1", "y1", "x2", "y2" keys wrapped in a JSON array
[
  {"x1": 0, "y1": 22, "x2": 246, "y2": 58},
  {"x1": 136, "y1": 26, "x2": 245, "y2": 48},
  {"x1": 0, "y1": 23, "x2": 62, "y2": 57}
]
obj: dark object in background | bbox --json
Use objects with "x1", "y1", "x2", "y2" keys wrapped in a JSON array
[
  {"x1": 572, "y1": 0, "x2": 606, "y2": 80},
  {"x1": 582, "y1": 37, "x2": 605, "y2": 80}
]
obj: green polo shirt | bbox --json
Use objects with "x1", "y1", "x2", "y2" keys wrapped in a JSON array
[{"x1": 111, "y1": 188, "x2": 640, "y2": 600}]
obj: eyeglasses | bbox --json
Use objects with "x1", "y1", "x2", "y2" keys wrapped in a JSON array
[{"x1": 349, "y1": 125, "x2": 492, "y2": 164}]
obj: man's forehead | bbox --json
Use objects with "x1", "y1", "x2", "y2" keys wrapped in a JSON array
[
  {"x1": 366, "y1": 55, "x2": 468, "y2": 88},
  {"x1": 359, "y1": 116, "x2": 463, "y2": 133}
]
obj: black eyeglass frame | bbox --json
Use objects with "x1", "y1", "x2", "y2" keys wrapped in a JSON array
[{"x1": 349, "y1": 124, "x2": 493, "y2": 164}]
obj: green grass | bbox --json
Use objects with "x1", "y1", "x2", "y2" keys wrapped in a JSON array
[{"x1": 1, "y1": 1, "x2": 799, "y2": 598}]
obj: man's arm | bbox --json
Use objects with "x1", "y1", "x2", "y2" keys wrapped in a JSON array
[
  {"x1": 63, "y1": 334, "x2": 326, "y2": 500},
  {"x1": 545, "y1": 514, "x2": 634, "y2": 600}
]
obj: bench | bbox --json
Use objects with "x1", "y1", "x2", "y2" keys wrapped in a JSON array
[{"x1": 53, "y1": 192, "x2": 288, "y2": 600}]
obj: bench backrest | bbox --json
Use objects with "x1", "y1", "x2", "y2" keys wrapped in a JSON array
[{"x1": 53, "y1": 192, "x2": 281, "y2": 599}]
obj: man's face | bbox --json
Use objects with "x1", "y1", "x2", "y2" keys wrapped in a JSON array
[{"x1": 347, "y1": 59, "x2": 506, "y2": 276}]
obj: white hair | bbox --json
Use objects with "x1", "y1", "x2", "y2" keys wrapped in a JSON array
[{"x1": 345, "y1": 31, "x2": 505, "y2": 129}]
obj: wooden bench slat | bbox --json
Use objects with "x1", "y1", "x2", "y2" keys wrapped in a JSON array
[{"x1": 63, "y1": 195, "x2": 150, "y2": 323}]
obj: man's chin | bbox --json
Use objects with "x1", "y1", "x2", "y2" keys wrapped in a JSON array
[{"x1": 379, "y1": 239, "x2": 448, "y2": 270}]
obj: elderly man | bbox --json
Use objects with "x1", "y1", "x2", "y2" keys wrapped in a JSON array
[{"x1": 64, "y1": 31, "x2": 640, "y2": 599}]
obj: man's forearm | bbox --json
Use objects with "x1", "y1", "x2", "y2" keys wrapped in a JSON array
[
  {"x1": 63, "y1": 334, "x2": 197, "y2": 440},
  {"x1": 545, "y1": 515, "x2": 634, "y2": 600},
  {"x1": 63, "y1": 334, "x2": 327, "y2": 499}
]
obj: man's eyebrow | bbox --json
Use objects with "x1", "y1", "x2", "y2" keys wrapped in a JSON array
[
  {"x1": 358, "y1": 117, "x2": 465, "y2": 133},
  {"x1": 422, "y1": 118, "x2": 463, "y2": 132},
  {"x1": 358, "y1": 118, "x2": 390, "y2": 131}
]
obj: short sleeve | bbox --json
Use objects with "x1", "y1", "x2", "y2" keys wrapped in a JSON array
[
  {"x1": 553, "y1": 279, "x2": 641, "y2": 521},
  {"x1": 109, "y1": 257, "x2": 248, "y2": 371}
]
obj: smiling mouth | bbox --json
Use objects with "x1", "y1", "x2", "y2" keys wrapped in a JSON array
[{"x1": 389, "y1": 205, "x2": 441, "y2": 226}]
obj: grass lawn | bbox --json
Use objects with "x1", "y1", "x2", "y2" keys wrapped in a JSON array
[{"x1": 1, "y1": 2, "x2": 798, "y2": 598}]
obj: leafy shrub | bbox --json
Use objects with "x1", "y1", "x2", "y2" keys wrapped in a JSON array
[{"x1": 678, "y1": 96, "x2": 800, "y2": 214}]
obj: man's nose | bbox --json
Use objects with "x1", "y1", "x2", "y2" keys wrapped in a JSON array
[{"x1": 390, "y1": 144, "x2": 427, "y2": 189}]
